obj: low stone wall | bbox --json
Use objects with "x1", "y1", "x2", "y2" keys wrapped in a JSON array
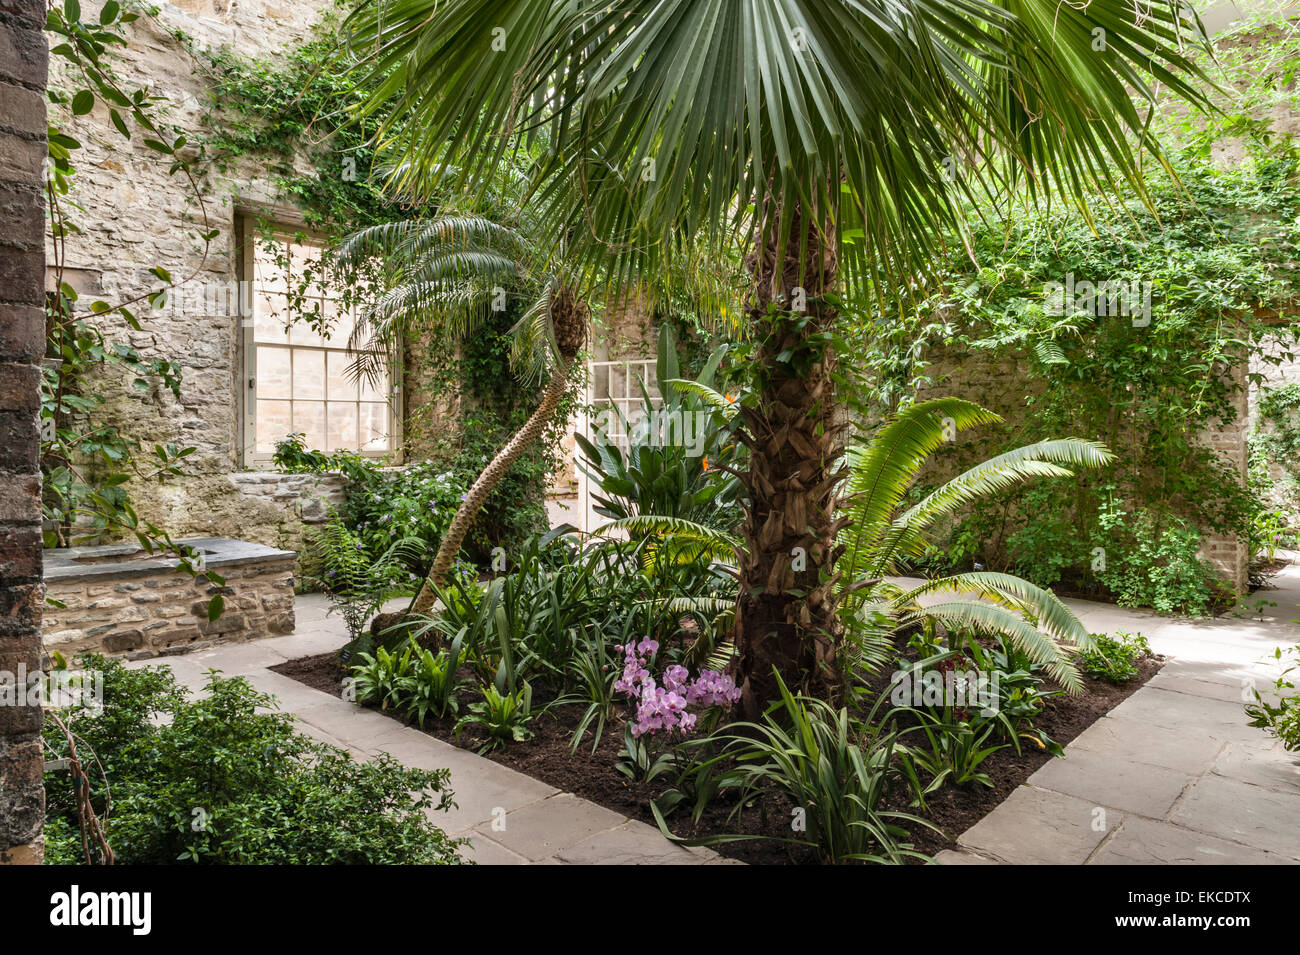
[
  {"x1": 43, "y1": 538, "x2": 296, "y2": 659},
  {"x1": 228, "y1": 470, "x2": 346, "y2": 524},
  {"x1": 227, "y1": 470, "x2": 345, "y2": 578}
]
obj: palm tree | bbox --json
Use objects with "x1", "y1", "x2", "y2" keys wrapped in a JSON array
[
  {"x1": 343, "y1": 0, "x2": 1210, "y2": 697},
  {"x1": 627, "y1": 393, "x2": 1113, "y2": 704},
  {"x1": 333, "y1": 211, "x2": 588, "y2": 623}
]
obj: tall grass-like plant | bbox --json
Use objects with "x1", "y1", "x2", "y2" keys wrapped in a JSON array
[{"x1": 655, "y1": 671, "x2": 934, "y2": 864}]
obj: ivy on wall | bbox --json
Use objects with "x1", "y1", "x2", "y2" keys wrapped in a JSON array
[{"x1": 839, "y1": 13, "x2": 1300, "y2": 612}]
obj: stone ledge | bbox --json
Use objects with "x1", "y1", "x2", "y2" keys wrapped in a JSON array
[
  {"x1": 45, "y1": 536, "x2": 296, "y2": 582},
  {"x1": 43, "y1": 537, "x2": 296, "y2": 657}
]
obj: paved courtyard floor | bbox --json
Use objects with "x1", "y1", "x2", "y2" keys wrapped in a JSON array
[
  {"x1": 937, "y1": 554, "x2": 1300, "y2": 865},
  {"x1": 129, "y1": 556, "x2": 1300, "y2": 865}
]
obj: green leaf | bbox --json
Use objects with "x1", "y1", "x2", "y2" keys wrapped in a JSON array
[
  {"x1": 100, "y1": 0, "x2": 120, "y2": 24},
  {"x1": 71, "y1": 90, "x2": 94, "y2": 115},
  {"x1": 109, "y1": 108, "x2": 130, "y2": 138},
  {"x1": 207, "y1": 595, "x2": 224, "y2": 622}
]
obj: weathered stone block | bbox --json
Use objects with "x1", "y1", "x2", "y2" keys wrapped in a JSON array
[
  {"x1": 197, "y1": 612, "x2": 245, "y2": 636},
  {"x1": 103, "y1": 629, "x2": 144, "y2": 652}
]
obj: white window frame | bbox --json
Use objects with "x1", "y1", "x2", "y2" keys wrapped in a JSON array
[
  {"x1": 236, "y1": 217, "x2": 403, "y2": 469},
  {"x1": 576, "y1": 357, "x2": 658, "y2": 533}
]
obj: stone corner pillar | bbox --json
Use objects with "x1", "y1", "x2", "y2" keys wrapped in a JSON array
[{"x1": 0, "y1": 0, "x2": 48, "y2": 866}]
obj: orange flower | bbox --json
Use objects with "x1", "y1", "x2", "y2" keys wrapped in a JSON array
[{"x1": 702, "y1": 455, "x2": 709, "y2": 472}]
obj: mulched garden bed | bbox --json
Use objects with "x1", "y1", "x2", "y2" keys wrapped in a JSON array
[{"x1": 271, "y1": 650, "x2": 1163, "y2": 864}]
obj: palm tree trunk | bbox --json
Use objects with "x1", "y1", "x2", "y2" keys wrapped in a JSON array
[
  {"x1": 368, "y1": 284, "x2": 588, "y2": 643},
  {"x1": 734, "y1": 189, "x2": 846, "y2": 717},
  {"x1": 406, "y1": 355, "x2": 575, "y2": 616}
]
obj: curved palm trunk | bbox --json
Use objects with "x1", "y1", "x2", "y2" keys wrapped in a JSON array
[
  {"x1": 407, "y1": 356, "x2": 575, "y2": 616},
  {"x1": 368, "y1": 287, "x2": 588, "y2": 644},
  {"x1": 735, "y1": 190, "x2": 846, "y2": 717}
]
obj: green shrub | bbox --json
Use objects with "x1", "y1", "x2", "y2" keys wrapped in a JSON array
[
  {"x1": 1245, "y1": 644, "x2": 1300, "y2": 752},
  {"x1": 1094, "y1": 502, "x2": 1224, "y2": 616},
  {"x1": 351, "y1": 634, "x2": 466, "y2": 725},
  {"x1": 1078, "y1": 631, "x2": 1151, "y2": 683},
  {"x1": 272, "y1": 432, "x2": 334, "y2": 472},
  {"x1": 43, "y1": 656, "x2": 466, "y2": 865},
  {"x1": 455, "y1": 683, "x2": 535, "y2": 753}
]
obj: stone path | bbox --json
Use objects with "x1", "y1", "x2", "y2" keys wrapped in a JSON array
[
  {"x1": 127, "y1": 595, "x2": 728, "y2": 866},
  {"x1": 937, "y1": 554, "x2": 1300, "y2": 865},
  {"x1": 129, "y1": 558, "x2": 1300, "y2": 865}
]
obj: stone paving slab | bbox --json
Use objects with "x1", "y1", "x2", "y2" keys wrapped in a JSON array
[
  {"x1": 1104, "y1": 686, "x2": 1262, "y2": 742},
  {"x1": 956, "y1": 787, "x2": 1123, "y2": 864},
  {"x1": 1089, "y1": 816, "x2": 1290, "y2": 865},
  {"x1": 458, "y1": 832, "x2": 532, "y2": 865},
  {"x1": 554, "y1": 820, "x2": 713, "y2": 865},
  {"x1": 942, "y1": 563, "x2": 1300, "y2": 866},
  {"x1": 931, "y1": 849, "x2": 996, "y2": 865},
  {"x1": 1209, "y1": 740, "x2": 1300, "y2": 793},
  {"x1": 1027, "y1": 748, "x2": 1194, "y2": 818},
  {"x1": 1145, "y1": 670, "x2": 1260, "y2": 703},
  {"x1": 1169, "y1": 775, "x2": 1300, "y2": 859},
  {"x1": 1066, "y1": 716, "x2": 1228, "y2": 776},
  {"x1": 469, "y1": 793, "x2": 628, "y2": 862}
]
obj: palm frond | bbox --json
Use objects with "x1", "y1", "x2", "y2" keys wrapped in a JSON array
[
  {"x1": 840, "y1": 398, "x2": 1000, "y2": 581},
  {"x1": 883, "y1": 438, "x2": 1115, "y2": 559},
  {"x1": 664, "y1": 379, "x2": 742, "y2": 421},
  {"x1": 898, "y1": 570, "x2": 1095, "y2": 650},
  {"x1": 900, "y1": 599, "x2": 1084, "y2": 694},
  {"x1": 343, "y1": 0, "x2": 1213, "y2": 300}
]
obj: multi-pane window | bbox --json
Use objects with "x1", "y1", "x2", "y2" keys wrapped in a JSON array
[
  {"x1": 242, "y1": 230, "x2": 397, "y2": 464},
  {"x1": 579, "y1": 358, "x2": 659, "y2": 531}
]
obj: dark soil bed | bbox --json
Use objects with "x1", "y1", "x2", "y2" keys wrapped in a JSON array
[{"x1": 271, "y1": 651, "x2": 1163, "y2": 864}]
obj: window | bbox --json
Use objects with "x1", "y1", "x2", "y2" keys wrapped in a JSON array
[
  {"x1": 239, "y1": 225, "x2": 400, "y2": 466},
  {"x1": 578, "y1": 357, "x2": 658, "y2": 532}
]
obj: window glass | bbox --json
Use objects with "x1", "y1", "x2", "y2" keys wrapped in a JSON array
[{"x1": 247, "y1": 232, "x2": 394, "y2": 458}]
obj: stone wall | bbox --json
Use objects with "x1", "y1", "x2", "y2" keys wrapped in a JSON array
[
  {"x1": 227, "y1": 470, "x2": 346, "y2": 563},
  {"x1": 905, "y1": 339, "x2": 1252, "y2": 592},
  {"x1": 43, "y1": 538, "x2": 295, "y2": 658},
  {"x1": 0, "y1": 0, "x2": 46, "y2": 865},
  {"x1": 1198, "y1": 358, "x2": 1252, "y2": 588},
  {"x1": 46, "y1": 0, "x2": 337, "y2": 563}
]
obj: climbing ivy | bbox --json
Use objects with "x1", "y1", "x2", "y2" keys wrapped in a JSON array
[
  {"x1": 840, "y1": 12, "x2": 1300, "y2": 609},
  {"x1": 187, "y1": 0, "x2": 396, "y2": 235}
]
